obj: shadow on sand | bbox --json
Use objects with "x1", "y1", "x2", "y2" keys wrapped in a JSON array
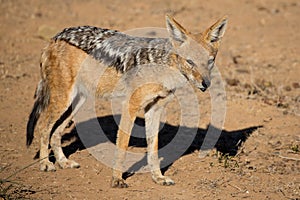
[{"x1": 55, "y1": 114, "x2": 261, "y2": 178}]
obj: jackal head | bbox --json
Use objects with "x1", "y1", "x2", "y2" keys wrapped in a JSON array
[{"x1": 166, "y1": 15, "x2": 228, "y2": 92}]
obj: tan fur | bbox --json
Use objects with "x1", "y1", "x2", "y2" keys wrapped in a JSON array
[
  {"x1": 96, "y1": 68, "x2": 122, "y2": 96},
  {"x1": 27, "y1": 15, "x2": 228, "y2": 187}
]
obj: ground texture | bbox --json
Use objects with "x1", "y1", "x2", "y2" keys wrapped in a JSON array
[{"x1": 0, "y1": 0, "x2": 299, "y2": 199}]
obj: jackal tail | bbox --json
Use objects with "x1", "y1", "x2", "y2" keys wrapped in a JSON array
[{"x1": 26, "y1": 79, "x2": 50, "y2": 146}]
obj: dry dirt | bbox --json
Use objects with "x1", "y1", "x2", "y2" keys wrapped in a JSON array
[{"x1": 0, "y1": 0, "x2": 299, "y2": 199}]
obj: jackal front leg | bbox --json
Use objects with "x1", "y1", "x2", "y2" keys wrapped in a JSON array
[
  {"x1": 145, "y1": 99, "x2": 175, "y2": 186},
  {"x1": 112, "y1": 102, "x2": 136, "y2": 188}
]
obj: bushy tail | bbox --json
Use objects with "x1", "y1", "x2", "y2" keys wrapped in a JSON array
[{"x1": 26, "y1": 80, "x2": 49, "y2": 146}]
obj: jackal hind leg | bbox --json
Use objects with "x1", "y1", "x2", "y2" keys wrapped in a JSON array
[
  {"x1": 38, "y1": 98, "x2": 75, "y2": 172},
  {"x1": 37, "y1": 110, "x2": 57, "y2": 172},
  {"x1": 112, "y1": 102, "x2": 137, "y2": 188},
  {"x1": 50, "y1": 95, "x2": 86, "y2": 169},
  {"x1": 145, "y1": 98, "x2": 175, "y2": 186}
]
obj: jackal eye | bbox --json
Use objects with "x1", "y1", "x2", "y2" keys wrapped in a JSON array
[
  {"x1": 208, "y1": 59, "x2": 214, "y2": 65},
  {"x1": 208, "y1": 57, "x2": 215, "y2": 70},
  {"x1": 186, "y1": 59, "x2": 196, "y2": 67}
]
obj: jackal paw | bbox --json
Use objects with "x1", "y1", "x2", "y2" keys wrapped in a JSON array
[
  {"x1": 40, "y1": 161, "x2": 56, "y2": 172},
  {"x1": 58, "y1": 159, "x2": 80, "y2": 169},
  {"x1": 153, "y1": 176, "x2": 175, "y2": 186},
  {"x1": 111, "y1": 178, "x2": 128, "y2": 188}
]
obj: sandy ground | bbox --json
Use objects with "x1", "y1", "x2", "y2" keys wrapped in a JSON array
[{"x1": 0, "y1": 0, "x2": 299, "y2": 199}]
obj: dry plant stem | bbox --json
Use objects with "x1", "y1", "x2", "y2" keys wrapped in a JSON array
[
  {"x1": 278, "y1": 154, "x2": 300, "y2": 161},
  {"x1": 4, "y1": 156, "x2": 52, "y2": 181}
]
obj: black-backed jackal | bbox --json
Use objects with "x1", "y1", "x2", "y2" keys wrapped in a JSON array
[{"x1": 27, "y1": 15, "x2": 227, "y2": 187}]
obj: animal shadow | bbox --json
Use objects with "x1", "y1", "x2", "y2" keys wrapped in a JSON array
[{"x1": 60, "y1": 115, "x2": 261, "y2": 177}]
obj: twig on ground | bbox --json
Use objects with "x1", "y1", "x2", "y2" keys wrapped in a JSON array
[{"x1": 278, "y1": 154, "x2": 300, "y2": 161}]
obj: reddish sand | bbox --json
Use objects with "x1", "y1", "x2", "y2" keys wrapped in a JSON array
[{"x1": 0, "y1": 0, "x2": 299, "y2": 199}]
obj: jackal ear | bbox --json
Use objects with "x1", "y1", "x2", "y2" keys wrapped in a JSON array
[
  {"x1": 204, "y1": 16, "x2": 228, "y2": 44},
  {"x1": 166, "y1": 15, "x2": 188, "y2": 46}
]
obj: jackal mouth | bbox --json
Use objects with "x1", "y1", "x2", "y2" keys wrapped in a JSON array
[
  {"x1": 193, "y1": 81, "x2": 208, "y2": 92},
  {"x1": 199, "y1": 86, "x2": 207, "y2": 92}
]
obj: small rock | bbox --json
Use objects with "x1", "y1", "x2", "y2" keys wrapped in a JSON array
[
  {"x1": 226, "y1": 78, "x2": 240, "y2": 86},
  {"x1": 284, "y1": 85, "x2": 292, "y2": 91},
  {"x1": 292, "y1": 82, "x2": 300, "y2": 89},
  {"x1": 232, "y1": 55, "x2": 242, "y2": 64},
  {"x1": 263, "y1": 97, "x2": 274, "y2": 105},
  {"x1": 263, "y1": 117, "x2": 272, "y2": 122},
  {"x1": 243, "y1": 83, "x2": 251, "y2": 89},
  {"x1": 260, "y1": 18, "x2": 266, "y2": 26},
  {"x1": 277, "y1": 102, "x2": 289, "y2": 109},
  {"x1": 262, "y1": 80, "x2": 272, "y2": 88},
  {"x1": 236, "y1": 68, "x2": 250, "y2": 74}
]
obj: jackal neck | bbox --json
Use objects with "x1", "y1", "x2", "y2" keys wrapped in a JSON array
[{"x1": 53, "y1": 26, "x2": 173, "y2": 72}]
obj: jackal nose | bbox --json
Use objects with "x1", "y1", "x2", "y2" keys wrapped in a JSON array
[{"x1": 202, "y1": 79, "x2": 211, "y2": 89}]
